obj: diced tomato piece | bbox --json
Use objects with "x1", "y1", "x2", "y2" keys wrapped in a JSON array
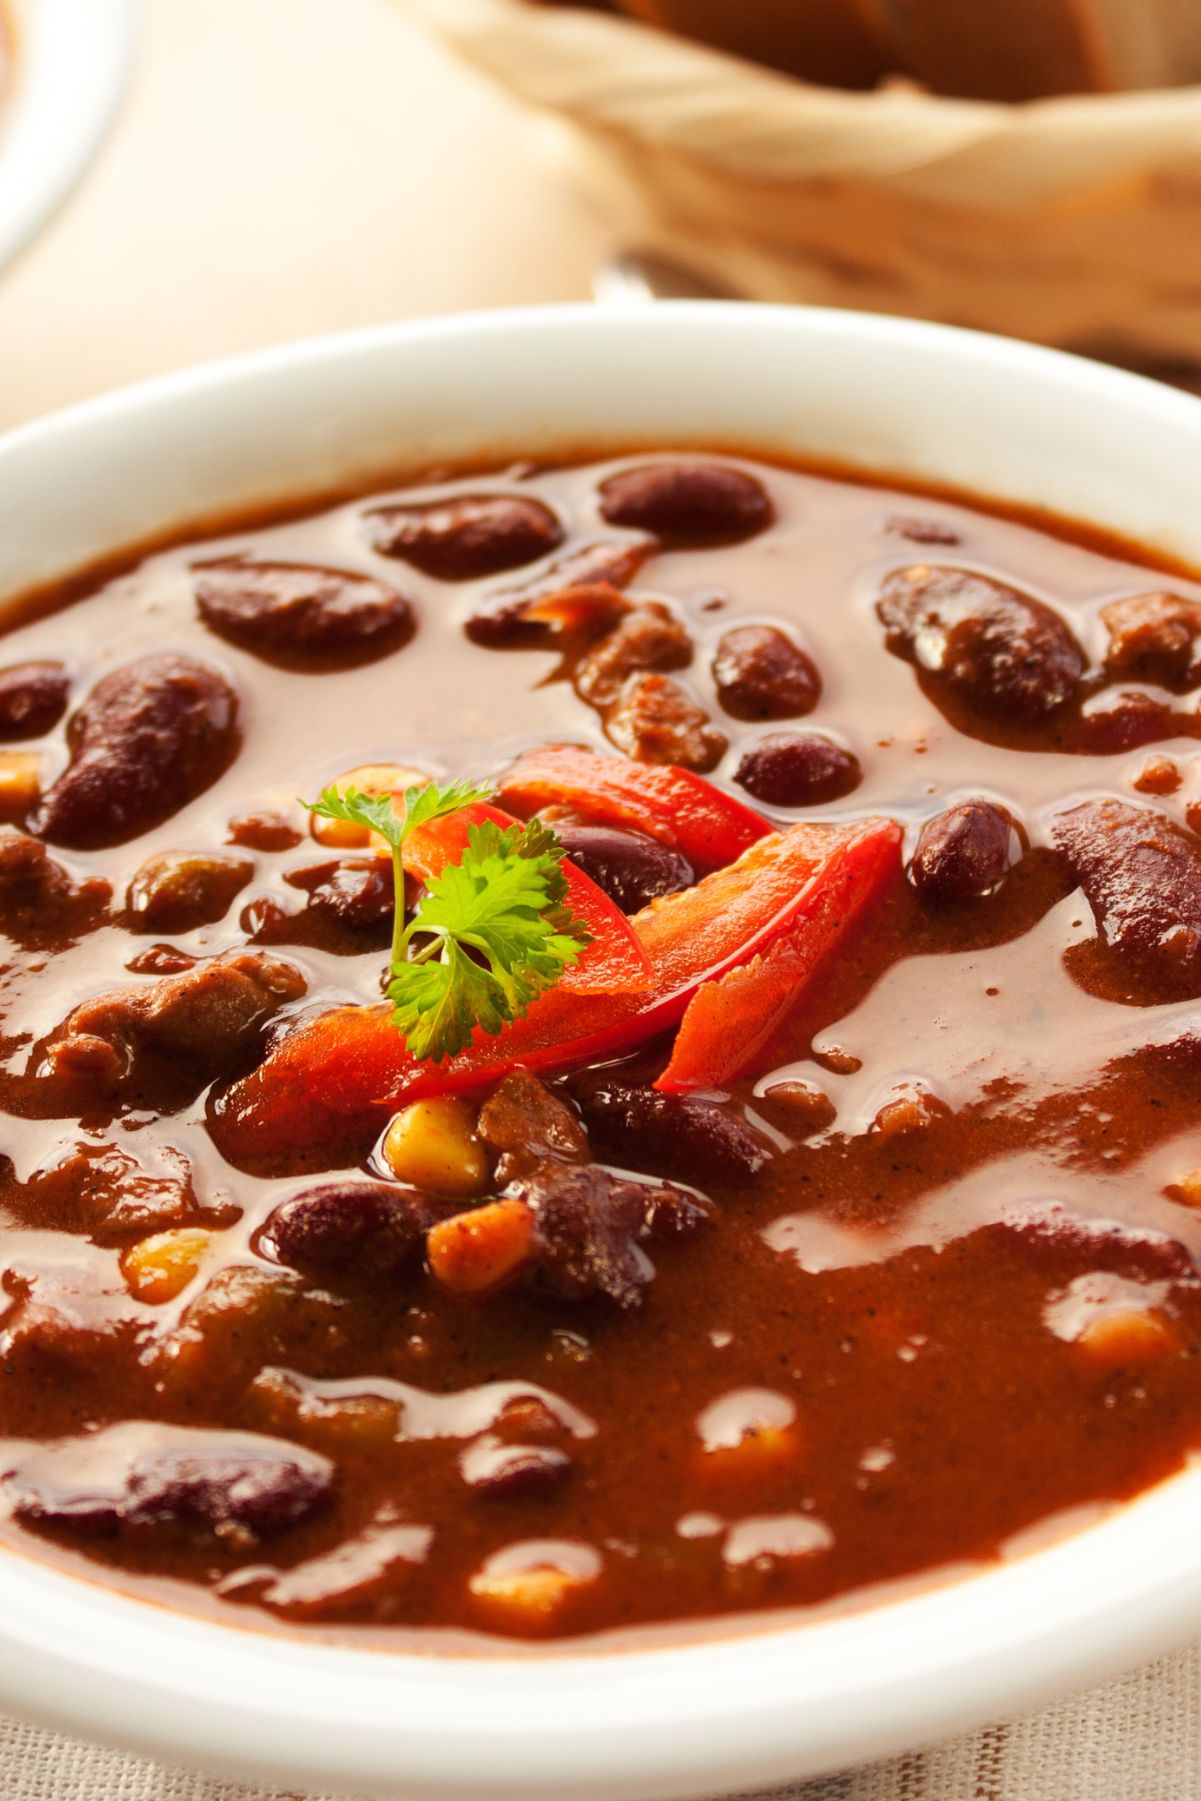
[
  {"x1": 496, "y1": 745, "x2": 769, "y2": 873},
  {"x1": 211, "y1": 817, "x2": 900, "y2": 1169},
  {"x1": 404, "y1": 802, "x2": 651, "y2": 996}
]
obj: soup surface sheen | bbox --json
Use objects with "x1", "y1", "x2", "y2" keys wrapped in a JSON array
[{"x1": 3, "y1": 450, "x2": 1201, "y2": 1647}]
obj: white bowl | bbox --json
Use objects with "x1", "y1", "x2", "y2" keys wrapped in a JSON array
[
  {"x1": 0, "y1": 0, "x2": 135, "y2": 273},
  {"x1": 3, "y1": 305, "x2": 1201, "y2": 1799}
]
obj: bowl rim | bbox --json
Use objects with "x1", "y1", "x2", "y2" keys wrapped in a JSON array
[
  {"x1": 0, "y1": 0, "x2": 136, "y2": 274},
  {"x1": 4, "y1": 302, "x2": 1201, "y2": 1800}
]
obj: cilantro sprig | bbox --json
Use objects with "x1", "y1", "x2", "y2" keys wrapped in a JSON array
[{"x1": 303, "y1": 780, "x2": 592, "y2": 1062}]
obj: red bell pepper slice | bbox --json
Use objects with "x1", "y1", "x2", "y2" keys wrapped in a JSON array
[
  {"x1": 212, "y1": 816, "x2": 900, "y2": 1169},
  {"x1": 403, "y1": 801, "x2": 651, "y2": 996},
  {"x1": 655, "y1": 822, "x2": 900, "y2": 1092},
  {"x1": 496, "y1": 745, "x2": 770, "y2": 873}
]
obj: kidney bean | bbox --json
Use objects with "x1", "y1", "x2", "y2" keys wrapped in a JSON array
[
  {"x1": 460, "y1": 1439, "x2": 574, "y2": 1500},
  {"x1": 996, "y1": 1201, "x2": 1196, "y2": 1286},
  {"x1": 261, "y1": 1181, "x2": 433, "y2": 1277},
  {"x1": 550, "y1": 820, "x2": 694, "y2": 913},
  {"x1": 367, "y1": 495, "x2": 563, "y2": 580},
  {"x1": 885, "y1": 517, "x2": 962, "y2": 547},
  {"x1": 604, "y1": 673, "x2": 727, "y2": 772},
  {"x1": 712, "y1": 623, "x2": 820, "y2": 721},
  {"x1": 465, "y1": 543, "x2": 648, "y2": 649},
  {"x1": 909, "y1": 801, "x2": 1014, "y2": 905},
  {"x1": 734, "y1": 731, "x2": 861, "y2": 808},
  {"x1": 126, "y1": 851, "x2": 254, "y2": 933},
  {"x1": 878, "y1": 566, "x2": 1085, "y2": 720},
  {"x1": 35, "y1": 655, "x2": 239, "y2": 850},
  {"x1": 0, "y1": 661, "x2": 69, "y2": 739},
  {"x1": 7, "y1": 1422, "x2": 333, "y2": 1541},
  {"x1": 194, "y1": 560, "x2": 414, "y2": 669},
  {"x1": 573, "y1": 1074, "x2": 771, "y2": 1185},
  {"x1": 1102, "y1": 591, "x2": 1201, "y2": 691},
  {"x1": 1080, "y1": 690, "x2": 1172, "y2": 754},
  {"x1": 1051, "y1": 799, "x2": 1201, "y2": 997},
  {"x1": 227, "y1": 806, "x2": 303, "y2": 852},
  {"x1": 284, "y1": 857, "x2": 395, "y2": 930},
  {"x1": 125, "y1": 945, "x2": 198, "y2": 977},
  {"x1": 598, "y1": 462, "x2": 773, "y2": 546}
]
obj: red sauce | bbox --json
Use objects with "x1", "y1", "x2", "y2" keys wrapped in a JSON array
[{"x1": 2, "y1": 450, "x2": 1201, "y2": 1647}]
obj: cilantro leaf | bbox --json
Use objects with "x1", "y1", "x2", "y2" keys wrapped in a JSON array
[
  {"x1": 304, "y1": 777, "x2": 490, "y2": 853},
  {"x1": 301, "y1": 778, "x2": 592, "y2": 1064},
  {"x1": 389, "y1": 819, "x2": 592, "y2": 1062},
  {"x1": 388, "y1": 938, "x2": 510, "y2": 1063}
]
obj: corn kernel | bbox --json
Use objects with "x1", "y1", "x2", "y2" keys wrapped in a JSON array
[
  {"x1": 427, "y1": 1199, "x2": 535, "y2": 1295},
  {"x1": 870, "y1": 1086, "x2": 950, "y2": 1139},
  {"x1": 1167, "y1": 1169, "x2": 1201, "y2": 1208},
  {"x1": 1076, "y1": 1307, "x2": 1180, "y2": 1369},
  {"x1": 1132, "y1": 756, "x2": 1180, "y2": 796},
  {"x1": 694, "y1": 1387, "x2": 801, "y2": 1484},
  {"x1": 310, "y1": 763, "x2": 428, "y2": 849},
  {"x1": 0, "y1": 751, "x2": 42, "y2": 818},
  {"x1": 121, "y1": 1227, "x2": 213, "y2": 1303},
  {"x1": 381, "y1": 1097, "x2": 488, "y2": 1197},
  {"x1": 468, "y1": 1545, "x2": 599, "y2": 1636}
]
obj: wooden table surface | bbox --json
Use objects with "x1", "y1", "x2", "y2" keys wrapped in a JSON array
[{"x1": 0, "y1": 0, "x2": 612, "y2": 433}]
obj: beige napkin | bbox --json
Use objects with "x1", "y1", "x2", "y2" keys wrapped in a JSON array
[{"x1": 3, "y1": 1637, "x2": 1196, "y2": 1799}]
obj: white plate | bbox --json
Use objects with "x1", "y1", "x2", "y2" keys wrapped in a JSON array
[
  {"x1": 0, "y1": 0, "x2": 135, "y2": 273},
  {"x1": 2, "y1": 304, "x2": 1201, "y2": 1799}
]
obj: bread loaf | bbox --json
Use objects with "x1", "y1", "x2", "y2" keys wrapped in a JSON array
[
  {"x1": 886, "y1": 0, "x2": 1201, "y2": 100},
  {"x1": 617, "y1": 0, "x2": 892, "y2": 90},
  {"x1": 614, "y1": 0, "x2": 1201, "y2": 100}
]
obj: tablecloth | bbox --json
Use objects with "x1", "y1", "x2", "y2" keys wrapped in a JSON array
[{"x1": 4, "y1": 1636, "x2": 1197, "y2": 1799}]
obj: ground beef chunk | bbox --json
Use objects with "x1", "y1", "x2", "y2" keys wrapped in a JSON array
[
  {"x1": 465, "y1": 542, "x2": 648, "y2": 649},
  {"x1": 45, "y1": 951, "x2": 306, "y2": 1092},
  {"x1": 520, "y1": 1162, "x2": 711, "y2": 1309},
  {"x1": 1052, "y1": 800, "x2": 1201, "y2": 999},
  {"x1": 574, "y1": 605, "x2": 693, "y2": 709},
  {"x1": 604, "y1": 673, "x2": 727, "y2": 771},
  {"x1": 477, "y1": 1070, "x2": 590, "y2": 1185},
  {"x1": 30, "y1": 1141, "x2": 201, "y2": 1243},
  {"x1": 1101, "y1": 591, "x2": 1201, "y2": 691},
  {"x1": 0, "y1": 827, "x2": 110, "y2": 943}
]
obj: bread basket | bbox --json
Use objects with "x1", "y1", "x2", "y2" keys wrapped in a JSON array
[{"x1": 407, "y1": 0, "x2": 1201, "y2": 371}]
